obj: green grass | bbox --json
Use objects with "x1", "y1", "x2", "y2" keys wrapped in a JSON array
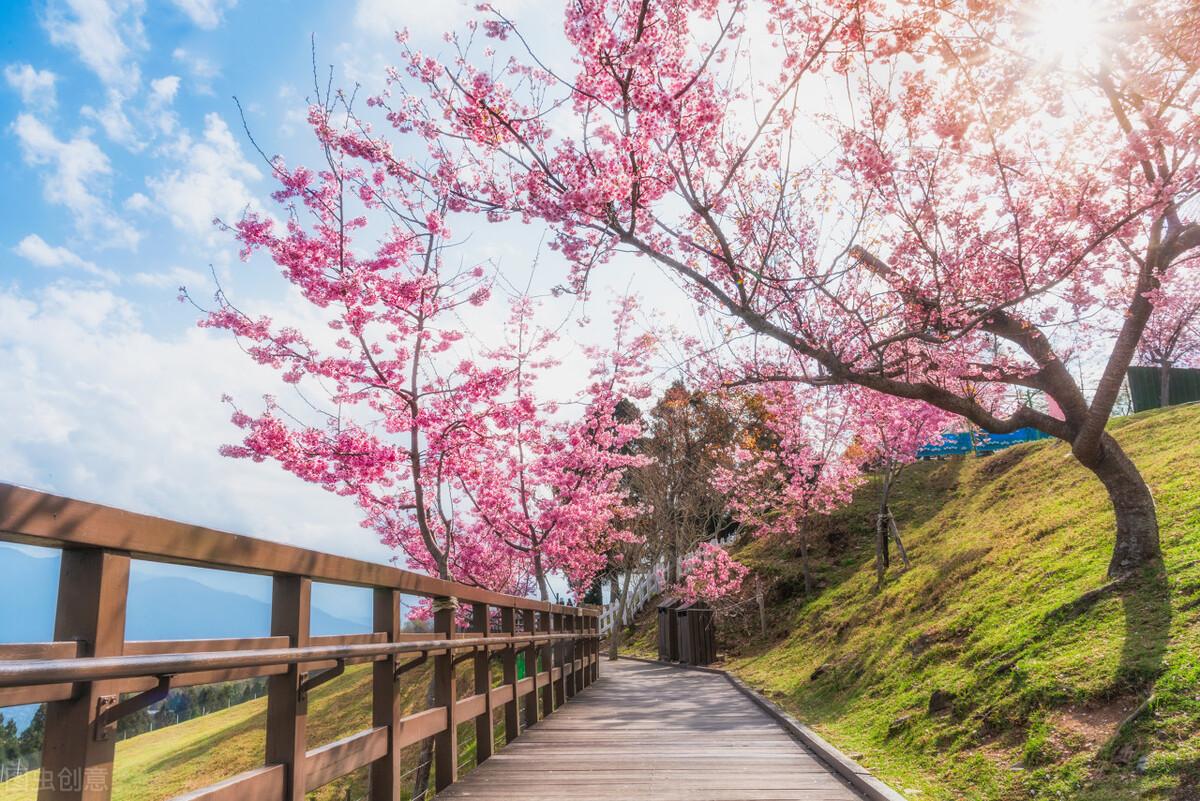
[
  {"x1": 0, "y1": 663, "x2": 435, "y2": 801},
  {"x1": 623, "y1": 404, "x2": 1200, "y2": 800}
]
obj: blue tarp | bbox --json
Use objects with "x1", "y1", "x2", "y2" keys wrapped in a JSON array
[{"x1": 917, "y1": 427, "x2": 1050, "y2": 459}]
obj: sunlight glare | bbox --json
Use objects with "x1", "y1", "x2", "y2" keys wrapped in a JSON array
[{"x1": 1026, "y1": 0, "x2": 1104, "y2": 67}]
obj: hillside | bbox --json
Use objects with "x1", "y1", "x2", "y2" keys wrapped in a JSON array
[{"x1": 623, "y1": 403, "x2": 1200, "y2": 801}]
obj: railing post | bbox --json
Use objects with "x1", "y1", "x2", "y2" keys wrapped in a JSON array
[
  {"x1": 565, "y1": 613, "x2": 577, "y2": 700},
  {"x1": 521, "y1": 609, "x2": 539, "y2": 727},
  {"x1": 369, "y1": 588, "x2": 401, "y2": 801},
  {"x1": 591, "y1": 614, "x2": 601, "y2": 683},
  {"x1": 471, "y1": 602, "x2": 494, "y2": 765},
  {"x1": 433, "y1": 597, "x2": 458, "y2": 792},
  {"x1": 581, "y1": 613, "x2": 592, "y2": 688},
  {"x1": 39, "y1": 549, "x2": 129, "y2": 801},
  {"x1": 540, "y1": 612, "x2": 555, "y2": 716},
  {"x1": 500, "y1": 607, "x2": 520, "y2": 743},
  {"x1": 266, "y1": 574, "x2": 311, "y2": 801},
  {"x1": 576, "y1": 611, "x2": 586, "y2": 694},
  {"x1": 553, "y1": 612, "x2": 566, "y2": 708}
]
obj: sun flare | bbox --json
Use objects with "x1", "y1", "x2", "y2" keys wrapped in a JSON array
[{"x1": 1026, "y1": 0, "x2": 1106, "y2": 67}]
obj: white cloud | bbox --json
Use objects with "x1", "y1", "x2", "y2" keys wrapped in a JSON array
[
  {"x1": 170, "y1": 0, "x2": 236, "y2": 29},
  {"x1": 172, "y1": 47, "x2": 219, "y2": 94},
  {"x1": 81, "y1": 89, "x2": 141, "y2": 149},
  {"x1": 352, "y1": 0, "x2": 476, "y2": 36},
  {"x1": 42, "y1": 0, "x2": 145, "y2": 88},
  {"x1": 4, "y1": 64, "x2": 57, "y2": 109},
  {"x1": 148, "y1": 113, "x2": 261, "y2": 239},
  {"x1": 124, "y1": 191, "x2": 152, "y2": 212},
  {"x1": 131, "y1": 264, "x2": 208, "y2": 289},
  {"x1": 11, "y1": 113, "x2": 140, "y2": 249},
  {"x1": 13, "y1": 234, "x2": 120, "y2": 282},
  {"x1": 0, "y1": 282, "x2": 390, "y2": 563},
  {"x1": 150, "y1": 75, "x2": 181, "y2": 104}
]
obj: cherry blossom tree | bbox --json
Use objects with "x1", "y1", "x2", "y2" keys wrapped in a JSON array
[
  {"x1": 460, "y1": 296, "x2": 653, "y2": 600},
  {"x1": 190, "y1": 85, "x2": 647, "y2": 608},
  {"x1": 671, "y1": 542, "x2": 749, "y2": 605},
  {"x1": 713, "y1": 384, "x2": 862, "y2": 596},
  {"x1": 1135, "y1": 265, "x2": 1200, "y2": 405},
  {"x1": 847, "y1": 391, "x2": 955, "y2": 584},
  {"x1": 369, "y1": 0, "x2": 1200, "y2": 577},
  {"x1": 188, "y1": 97, "x2": 524, "y2": 593}
]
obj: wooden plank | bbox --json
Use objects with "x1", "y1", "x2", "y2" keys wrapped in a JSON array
[
  {"x1": 0, "y1": 642, "x2": 82, "y2": 660},
  {"x1": 38, "y1": 548, "x2": 129, "y2": 801},
  {"x1": 265, "y1": 575, "x2": 310, "y2": 801},
  {"x1": 489, "y1": 684, "x2": 515, "y2": 709},
  {"x1": 455, "y1": 692, "x2": 486, "y2": 720},
  {"x1": 0, "y1": 683, "x2": 74, "y2": 707},
  {"x1": 304, "y1": 726, "x2": 388, "y2": 791},
  {"x1": 434, "y1": 660, "x2": 865, "y2": 801},
  {"x1": 396, "y1": 706, "x2": 447, "y2": 749},
  {"x1": 123, "y1": 637, "x2": 289, "y2": 655},
  {"x1": 168, "y1": 764, "x2": 284, "y2": 801}
]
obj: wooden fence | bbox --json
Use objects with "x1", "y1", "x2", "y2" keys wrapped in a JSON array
[{"x1": 0, "y1": 483, "x2": 600, "y2": 801}]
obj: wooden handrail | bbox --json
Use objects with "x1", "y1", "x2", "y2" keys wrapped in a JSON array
[
  {"x1": 0, "y1": 633, "x2": 592, "y2": 687},
  {"x1": 0, "y1": 483, "x2": 603, "y2": 801},
  {"x1": 0, "y1": 482, "x2": 597, "y2": 616}
]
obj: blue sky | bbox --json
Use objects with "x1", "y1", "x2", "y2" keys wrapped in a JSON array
[{"x1": 0, "y1": 0, "x2": 695, "y2": 583}]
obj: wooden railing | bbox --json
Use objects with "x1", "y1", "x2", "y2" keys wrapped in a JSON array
[{"x1": 0, "y1": 483, "x2": 601, "y2": 801}]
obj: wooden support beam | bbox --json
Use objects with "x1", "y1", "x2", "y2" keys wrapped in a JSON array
[
  {"x1": 369, "y1": 588, "x2": 401, "y2": 801},
  {"x1": 500, "y1": 607, "x2": 520, "y2": 744},
  {"x1": 432, "y1": 597, "x2": 457, "y2": 792},
  {"x1": 565, "y1": 612, "x2": 577, "y2": 700},
  {"x1": 38, "y1": 549, "x2": 129, "y2": 801},
  {"x1": 553, "y1": 612, "x2": 566, "y2": 708},
  {"x1": 265, "y1": 574, "x2": 311, "y2": 801},
  {"x1": 540, "y1": 611, "x2": 555, "y2": 716},
  {"x1": 471, "y1": 602, "x2": 494, "y2": 766},
  {"x1": 521, "y1": 609, "x2": 539, "y2": 727}
]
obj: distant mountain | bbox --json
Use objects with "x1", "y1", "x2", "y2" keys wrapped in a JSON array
[
  {"x1": 0, "y1": 547, "x2": 59, "y2": 643},
  {"x1": 0, "y1": 546, "x2": 371, "y2": 731}
]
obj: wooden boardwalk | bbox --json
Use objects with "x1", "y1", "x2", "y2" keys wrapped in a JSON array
[{"x1": 439, "y1": 659, "x2": 864, "y2": 801}]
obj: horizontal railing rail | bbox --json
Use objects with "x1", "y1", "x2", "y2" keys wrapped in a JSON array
[
  {"x1": 0, "y1": 482, "x2": 601, "y2": 801},
  {"x1": 0, "y1": 633, "x2": 590, "y2": 687}
]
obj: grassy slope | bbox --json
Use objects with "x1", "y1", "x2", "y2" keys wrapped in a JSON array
[
  {"x1": 626, "y1": 404, "x2": 1200, "y2": 800},
  {"x1": 0, "y1": 663, "x2": 433, "y2": 801}
]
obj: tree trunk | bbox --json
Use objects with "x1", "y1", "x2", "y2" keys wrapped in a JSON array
[
  {"x1": 1088, "y1": 433, "x2": 1161, "y2": 577},
  {"x1": 799, "y1": 533, "x2": 813, "y2": 597},
  {"x1": 874, "y1": 468, "x2": 894, "y2": 585},
  {"x1": 533, "y1": 552, "x2": 550, "y2": 602},
  {"x1": 887, "y1": 511, "x2": 911, "y2": 569},
  {"x1": 1159, "y1": 363, "x2": 1172, "y2": 408},
  {"x1": 755, "y1": 576, "x2": 767, "y2": 638},
  {"x1": 607, "y1": 568, "x2": 633, "y2": 660}
]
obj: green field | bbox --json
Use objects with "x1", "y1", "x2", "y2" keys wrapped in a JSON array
[
  {"x1": 625, "y1": 403, "x2": 1200, "y2": 800},
  {"x1": 0, "y1": 663, "x2": 433, "y2": 801}
]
